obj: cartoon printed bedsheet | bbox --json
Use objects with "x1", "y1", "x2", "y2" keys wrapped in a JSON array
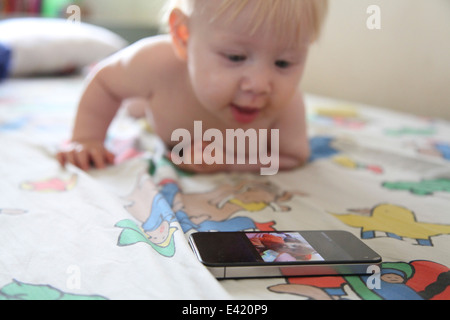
[{"x1": 1, "y1": 76, "x2": 450, "y2": 300}]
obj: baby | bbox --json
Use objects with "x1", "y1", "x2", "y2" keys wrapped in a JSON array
[{"x1": 57, "y1": 0, "x2": 328, "y2": 175}]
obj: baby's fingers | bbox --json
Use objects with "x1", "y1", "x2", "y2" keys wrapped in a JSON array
[
  {"x1": 56, "y1": 147, "x2": 115, "y2": 171},
  {"x1": 73, "y1": 148, "x2": 91, "y2": 171},
  {"x1": 88, "y1": 147, "x2": 115, "y2": 169},
  {"x1": 105, "y1": 150, "x2": 116, "y2": 164},
  {"x1": 56, "y1": 151, "x2": 66, "y2": 167},
  {"x1": 87, "y1": 148, "x2": 110, "y2": 169},
  {"x1": 57, "y1": 150, "x2": 77, "y2": 167},
  {"x1": 56, "y1": 150, "x2": 86, "y2": 170}
]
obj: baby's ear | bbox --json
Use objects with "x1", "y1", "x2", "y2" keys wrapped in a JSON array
[{"x1": 169, "y1": 8, "x2": 190, "y2": 61}]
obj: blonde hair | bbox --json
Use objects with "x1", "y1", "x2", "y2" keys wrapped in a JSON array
[{"x1": 161, "y1": 0, "x2": 328, "y2": 43}]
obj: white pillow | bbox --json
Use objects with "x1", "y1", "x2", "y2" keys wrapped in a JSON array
[{"x1": 0, "y1": 18, "x2": 128, "y2": 76}]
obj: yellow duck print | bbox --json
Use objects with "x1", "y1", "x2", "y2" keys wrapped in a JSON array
[{"x1": 332, "y1": 204, "x2": 450, "y2": 246}]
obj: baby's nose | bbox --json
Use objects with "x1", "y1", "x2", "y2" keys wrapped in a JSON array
[{"x1": 240, "y1": 66, "x2": 273, "y2": 96}]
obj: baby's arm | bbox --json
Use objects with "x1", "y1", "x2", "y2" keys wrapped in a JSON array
[
  {"x1": 57, "y1": 39, "x2": 160, "y2": 170},
  {"x1": 273, "y1": 90, "x2": 311, "y2": 170},
  {"x1": 56, "y1": 68, "x2": 121, "y2": 170}
]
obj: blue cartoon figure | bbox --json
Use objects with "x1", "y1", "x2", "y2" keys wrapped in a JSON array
[{"x1": 116, "y1": 174, "x2": 178, "y2": 257}]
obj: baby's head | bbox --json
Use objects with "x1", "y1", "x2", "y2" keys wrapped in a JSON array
[
  {"x1": 162, "y1": 0, "x2": 329, "y2": 127},
  {"x1": 162, "y1": 0, "x2": 328, "y2": 44}
]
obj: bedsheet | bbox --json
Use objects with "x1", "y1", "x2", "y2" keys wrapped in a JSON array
[{"x1": 1, "y1": 76, "x2": 450, "y2": 300}]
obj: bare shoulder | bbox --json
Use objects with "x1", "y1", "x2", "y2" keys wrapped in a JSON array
[
  {"x1": 126, "y1": 35, "x2": 175, "y2": 64},
  {"x1": 94, "y1": 34, "x2": 181, "y2": 98},
  {"x1": 117, "y1": 35, "x2": 180, "y2": 76}
]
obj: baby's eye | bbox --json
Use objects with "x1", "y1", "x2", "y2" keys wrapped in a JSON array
[
  {"x1": 275, "y1": 60, "x2": 291, "y2": 69},
  {"x1": 227, "y1": 54, "x2": 246, "y2": 63}
]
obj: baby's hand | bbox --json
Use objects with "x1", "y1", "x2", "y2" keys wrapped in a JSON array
[
  {"x1": 56, "y1": 141, "x2": 115, "y2": 171},
  {"x1": 167, "y1": 141, "x2": 227, "y2": 174},
  {"x1": 169, "y1": 158, "x2": 226, "y2": 174}
]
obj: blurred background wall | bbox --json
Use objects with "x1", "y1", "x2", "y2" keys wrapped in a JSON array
[{"x1": 302, "y1": 0, "x2": 450, "y2": 121}]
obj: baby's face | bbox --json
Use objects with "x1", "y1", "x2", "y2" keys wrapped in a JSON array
[{"x1": 185, "y1": 1, "x2": 311, "y2": 127}]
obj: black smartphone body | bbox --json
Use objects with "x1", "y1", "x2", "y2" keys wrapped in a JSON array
[{"x1": 189, "y1": 230, "x2": 382, "y2": 279}]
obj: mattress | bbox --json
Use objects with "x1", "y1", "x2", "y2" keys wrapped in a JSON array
[{"x1": 1, "y1": 76, "x2": 449, "y2": 300}]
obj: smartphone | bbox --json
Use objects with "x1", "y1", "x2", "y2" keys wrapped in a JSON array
[{"x1": 189, "y1": 230, "x2": 382, "y2": 279}]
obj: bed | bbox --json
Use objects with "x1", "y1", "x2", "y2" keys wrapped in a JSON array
[{"x1": 1, "y1": 72, "x2": 450, "y2": 301}]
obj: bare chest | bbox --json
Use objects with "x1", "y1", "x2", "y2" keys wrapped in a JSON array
[{"x1": 147, "y1": 85, "x2": 223, "y2": 146}]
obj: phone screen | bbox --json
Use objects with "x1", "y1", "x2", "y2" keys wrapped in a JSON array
[
  {"x1": 246, "y1": 232, "x2": 324, "y2": 263},
  {"x1": 190, "y1": 231, "x2": 381, "y2": 267}
]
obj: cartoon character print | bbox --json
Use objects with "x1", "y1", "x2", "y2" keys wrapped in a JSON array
[
  {"x1": 20, "y1": 174, "x2": 78, "y2": 192},
  {"x1": 269, "y1": 260, "x2": 450, "y2": 300},
  {"x1": 415, "y1": 140, "x2": 450, "y2": 161},
  {"x1": 106, "y1": 137, "x2": 143, "y2": 165},
  {"x1": 158, "y1": 178, "x2": 305, "y2": 233},
  {"x1": 0, "y1": 280, "x2": 106, "y2": 300},
  {"x1": 332, "y1": 155, "x2": 383, "y2": 175},
  {"x1": 331, "y1": 204, "x2": 450, "y2": 246},
  {"x1": 425, "y1": 142, "x2": 450, "y2": 161},
  {"x1": 150, "y1": 155, "x2": 306, "y2": 232},
  {"x1": 309, "y1": 136, "x2": 384, "y2": 174},
  {"x1": 308, "y1": 136, "x2": 340, "y2": 162},
  {"x1": 116, "y1": 174, "x2": 178, "y2": 257},
  {"x1": 116, "y1": 174, "x2": 302, "y2": 256},
  {"x1": 383, "y1": 178, "x2": 450, "y2": 196},
  {"x1": 309, "y1": 106, "x2": 367, "y2": 130},
  {"x1": 385, "y1": 127, "x2": 436, "y2": 137}
]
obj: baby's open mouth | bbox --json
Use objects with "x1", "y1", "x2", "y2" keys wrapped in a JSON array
[{"x1": 230, "y1": 104, "x2": 260, "y2": 124}]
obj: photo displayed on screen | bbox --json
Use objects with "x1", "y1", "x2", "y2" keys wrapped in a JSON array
[{"x1": 246, "y1": 232, "x2": 324, "y2": 263}]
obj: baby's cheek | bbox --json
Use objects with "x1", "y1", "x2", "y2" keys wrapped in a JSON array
[{"x1": 197, "y1": 80, "x2": 233, "y2": 106}]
